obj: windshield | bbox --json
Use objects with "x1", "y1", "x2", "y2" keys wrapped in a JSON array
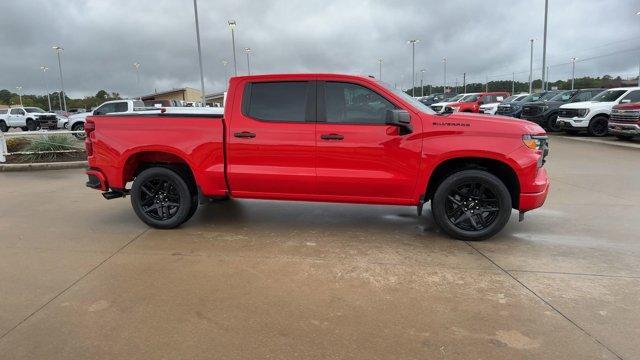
[
  {"x1": 539, "y1": 92, "x2": 560, "y2": 101},
  {"x1": 514, "y1": 95, "x2": 529, "y2": 101},
  {"x1": 461, "y1": 94, "x2": 479, "y2": 102},
  {"x1": 502, "y1": 95, "x2": 519, "y2": 102},
  {"x1": 445, "y1": 94, "x2": 464, "y2": 102},
  {"x1": 548, "y1": 91, "x2": 575, "y2": 102},
  {"x1": 591, "y1": 89, "x2": 626, "y2": 102},
  {"x1": 378, "y1": 81, "x2": 435, "y2": 114},
  {"x1": 24, "y1": 107, "x2": 46, "y2": 113}
]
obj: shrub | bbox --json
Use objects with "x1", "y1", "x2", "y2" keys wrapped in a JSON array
[
  {"x1": 5, "y1": 137, "x2": 30, "y2": 152},
  {"x1": 20, "y1": 134, "x2": 84, "y2": 163}
]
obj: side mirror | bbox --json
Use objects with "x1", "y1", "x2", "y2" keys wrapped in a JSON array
[
  {"x1": 93, "y1": 110, "x2": 101, "y2": 115},
  {"x1": 385, "y1": 109, "x2": 413, "y2": 135}
]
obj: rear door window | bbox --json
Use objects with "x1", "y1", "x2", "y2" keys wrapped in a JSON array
[{"x1": 244, "y1": 81, "x2": 310, "y2": 122}]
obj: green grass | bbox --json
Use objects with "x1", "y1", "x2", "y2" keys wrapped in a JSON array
[{"x1": 20, "y1": 134, "x2": 84, "y2": 163}]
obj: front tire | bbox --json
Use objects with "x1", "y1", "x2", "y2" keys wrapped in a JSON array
[
  {"x1": 71, "y1": 122, "x2": 86, "y2": 140},
  {"x1": 131, "y1": 167, "x2": 196, "y2": 229},
  {"x1": 546, "y1": 113, "x2": 561, "y2": 132},
  {"x1": 431, "y1": 170, "x2": 512, "y2": 241},
  {"x1": 0, "y1": 121, "x2": 7, "y2": 132},
  {"x1": 26, "y1": 119, "x2": 37, "y2": 131},
  {"x1": 587, "y1": 116, "x2": 608, "y2": 137}
]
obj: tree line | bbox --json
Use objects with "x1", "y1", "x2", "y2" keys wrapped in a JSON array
[{"x1": 0, "y1": 89, "x2": 121, "y2": 111}]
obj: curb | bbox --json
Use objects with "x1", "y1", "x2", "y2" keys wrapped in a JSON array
[{"x1": 0, "y1": 161, "x2": 88, "y2": 172}]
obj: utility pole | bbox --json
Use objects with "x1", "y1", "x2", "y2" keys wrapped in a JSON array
[
  {"x1": 528, "y1": 39, "x2": 534, "y2": 94},
  {"x1": 571, "y1": 57, "x2": 577, "y2": 90},
  {"x1": 41, "y1": 66, "x2": 52, "y2": 111},
  {"x1": 511, "y1": 72, "x2": 515, "y2": 94},
  {"x1": 485, "y1": 74, "x2": 489, "y2": 92},
  {"x1": 378, "y1": 59, "x2": 382, "y2": 80},
  {"x1": 408, "y1": 40, "x2": 419, "y2": 97},
  {"x1": 541, "y1": 0, "x2": 549, "y2": 89},
  {"x1": 133, "y1": 62, "x2": 141, "y2": 99},
  {"x1": 16, "y1": 86, "x2": 23, "y2": 106},
  {"x1": 245, "y1": 47, "x2": 251, "y2": 75},
  {"x1": 442, "y1": 57, "x2": 447, "y2": 93},
  {"x1": 546, "y1": 66, "x2": 550, "y2": 90},
  {"x1": 420, "y1": 69, "x2": 426, "y2": 97},
  {"x1": 52, "y1": 45, "x2": 67, "y2": 112},
  {"x1": 463, "y1": 72, "x2": 466, "y2": 93},
  {"x1": 192, "y1": 0, "x2": 206, "y2": 106},
  {"x1": 228, "y1": 20, "x2": 238, "y2": 76}
]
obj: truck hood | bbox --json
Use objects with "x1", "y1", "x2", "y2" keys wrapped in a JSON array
[
  {"x1": 69, "y1": 112, "x2": 91, "y2": 120},
  {"x1": 31, "y1": 112, "x2": 57, "y2": 116},
  {"x1": 612, "y1": 103, "x2": 640, "y2": 111},
  {"x1": 436, "y1": 112, "x2": 545, "y2": 135},
  {"x1": 560, "y1": 101, "x2": 615, "y2": 110}
]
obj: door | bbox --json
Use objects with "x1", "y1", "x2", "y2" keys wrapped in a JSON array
[
  {"x1": 8, "y1": 108, "x2": 25, "y2": 127},
  {"x1": 226, "y1": 80, "x2": 317, "y2": 198},
  {"x1": 315, "y1": 80, "x2": 423, "y2": 203}
]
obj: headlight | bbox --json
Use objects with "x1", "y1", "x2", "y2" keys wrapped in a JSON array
[
  {"x1": 577, "y1": 109, "x2": 589, "y2": 117},
  {"x1": 522, "y1": 134, "x2": 548, "y2": 150},
  {"x1": 541, "y1": 105, "x2": 548, "y2": 111}
]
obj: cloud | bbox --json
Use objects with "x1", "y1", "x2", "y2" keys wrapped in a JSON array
[{"x1": 1, "y1": 0, "x2": 639, "y2": 98}]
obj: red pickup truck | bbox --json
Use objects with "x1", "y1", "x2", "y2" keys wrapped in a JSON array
[
  {"x1": 446, "y1": 92, "x2": 510, "y2": 113},
  {"x1": 85, "y1": 74, "x2": 549, "y2": 240}
]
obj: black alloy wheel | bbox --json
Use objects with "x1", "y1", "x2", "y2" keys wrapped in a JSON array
[
  {"x1": 0, "y1": 121, "x2": 7, "y2": 132},
  {"x1": 431, "y1": 170, "x2": 512, "y2": 241},
  {"x1": 546, "y1": 113, "x2": 561, "y2": 132},
  {"x1": 72, "y1": 123, "x2": 86, "y2": 140},
  {"x1": 131, "y1": 167, "x2": 195, "y2": 228},
  {"x1": 588, "y1": 116, "x2": 608, "y2": 137}
]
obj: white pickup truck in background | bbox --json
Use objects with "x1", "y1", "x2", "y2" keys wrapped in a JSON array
[
  {"x1": 65, "y1": 99, "x2": 148, "y2": 132},
  {"x1": 0, "y1": 107, "x2": 59, "y2": 132}
]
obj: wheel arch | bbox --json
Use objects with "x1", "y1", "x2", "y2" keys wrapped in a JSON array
[
  {"x1": 425, "y1": 157, "x2": 520, "y2": 209},
  {"x1": 122, "y1": 150, "x2": 197, "y2": 193}
]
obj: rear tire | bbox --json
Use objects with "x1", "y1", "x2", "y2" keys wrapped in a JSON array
[
  {"x1": 587, "y1": 116, "x2": 608, "y2": 137},
  {"x1": 0, "y1": 121, "x2": 7, "y2": 132},
  {"x1": 431, "y1": 170, "x2": 512, "y2": 241},
  {"x1": 131, "y1": 167, "x2": 195, "y2": 229}
]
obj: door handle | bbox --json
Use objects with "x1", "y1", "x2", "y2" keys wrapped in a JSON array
[
  {"x1": 234, "y1": 131, "x2": 256, "y2": 138},
  {"x1": 320, "y1": 133, "x2": 344, "y2": 140}
]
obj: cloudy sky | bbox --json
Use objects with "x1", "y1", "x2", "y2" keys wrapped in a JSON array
[{"x1": 1, "y1": 0, "x2": 639, "y2": 98}]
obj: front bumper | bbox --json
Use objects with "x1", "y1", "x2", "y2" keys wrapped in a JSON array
[
  {"x1": 37, "y1": 118, "x2": 58, "y2": 128},
  {"x1": 519, "y1": 167, "x2": 550, "y2": 212},
  {"x1": 521, "y1": 114, "x2": 546, "y2": 125},
  {"x1": 557, "y1": 117, "x2": 588, "y2": 130},
  {"x1": 608, "y1": 122, "x2": 640, "y2": 136}
]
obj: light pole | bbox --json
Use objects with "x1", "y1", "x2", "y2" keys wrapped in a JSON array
[
  {"x1": 408, "y1": 40, "x2": 419, "y2": 97},
  {"x1": 228, "y1": 20, "x2": 238, "y2": 76},
  {"x1": 442, "y1": 57, "x2": 447, "y2": 93},
  {"x1": 222, "y1": 59, "x2": 229, "y2": 84},
  {"x1": 16, "y1": 86, "x2": 23, "y2": 106},
  {"x1": 541, "y1": 0, "x2": 549, "y2": 90},
  {"x1": 133, "y1": 62, "x2": 141, "y2": 99},
  {"x1": 511, "y1": 72, "x2": 515, "y2": 95},
  {"x1": 52, "y1": 45, "x2": 67, "y2": 112},
  {"x1": 570, "y1": 57, "x2": 577, "y2": 90},
  {"x1": 546, "y1": 65, "x2": 550, "y2": 90},
  {"x1": 40, "y1": 66, "x2": 52, "y2": 111},
  {"x1": 420, "y1": 69, "x2": 426, "y2": 97},
  {"x1": 192, "y1": 0, "x2": 206, "y2": 107},
  {"x1": 245, "y1": 47, "x2": 251, "y2": 75},
  {"x1": 378, "y1": 59, "x2": 382, "y2": 80},
  {"x1": 528, "y1": 39, "x2": 534, "y2": 93}
]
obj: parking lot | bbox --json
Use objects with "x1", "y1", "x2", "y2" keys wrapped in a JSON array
[{"x1": 0, "y1": 135, "x2": 638, "y2": 359}]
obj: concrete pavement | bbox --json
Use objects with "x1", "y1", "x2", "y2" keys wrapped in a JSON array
[{"x1": 0, "y1": 135, "x2": 638, "y2": 359}]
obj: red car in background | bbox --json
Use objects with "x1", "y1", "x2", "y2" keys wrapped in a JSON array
[{"x1": 446, "y1": 92, "x2": 510, "y2": 113}]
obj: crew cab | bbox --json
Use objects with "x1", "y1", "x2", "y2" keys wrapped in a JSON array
[
  {"x1": 447, "y1": 92, "x2": 510, "y2": 113},
  {"x1": 84, "y1": 74, "x2": 550, "y2": 241},
  {"x1": 608, "y1": 102, "x2": 640, "y2": 140},
  {"x1": 66, "y1": 99, "x2": 147, "y2": 132},
  {"x1": 557, "y1": 87, "x2": 640, "y2": 136},
  {"x1": 499, "y1": 92, "x2": 556, "y2": 118},
  {"x1": 520, "y1": 88, "x2": 604, "y2": 132},
  {"x1": 0, "y1": 107, "x2": 58, "y2": 131}
]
